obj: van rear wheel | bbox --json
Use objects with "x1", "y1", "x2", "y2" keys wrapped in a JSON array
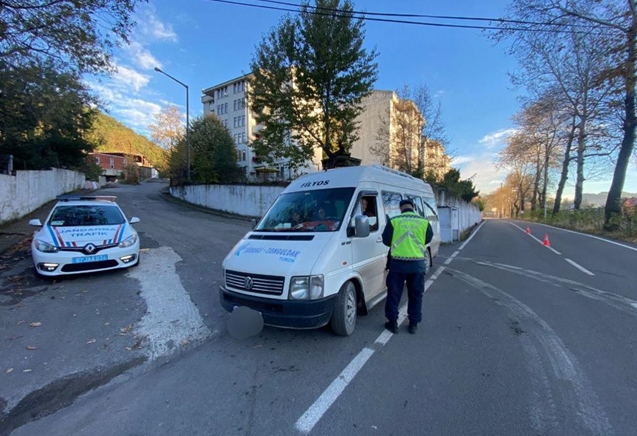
[{"x1": 330, "y1": 281, "x2": 357, "y2": 336}]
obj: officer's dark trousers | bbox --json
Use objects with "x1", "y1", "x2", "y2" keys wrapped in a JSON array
[{"x1": 385, "y1": 271, "x2": 425, "y2": 323}]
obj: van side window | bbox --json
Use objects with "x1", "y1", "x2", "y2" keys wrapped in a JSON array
[
  {"x1": 360, "y1": 195, "x2": 379, "y2": 231},
  {"x1": 405, "y1": 195, "x2": 425, "y2": 217},
  {"x1": 422, "y1": 195, "x2": 439, "y2": 221},
  {"x1": 382, "y1": 191, "x2": 403, "y2": 218}
]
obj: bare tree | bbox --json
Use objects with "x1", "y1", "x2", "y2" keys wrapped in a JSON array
[
  {"x1": 493, "y1": 0, "x2": 636, "y2": 229},
  {"x1": 148, "y1": 104, "x2": 185, "y2": 151}
]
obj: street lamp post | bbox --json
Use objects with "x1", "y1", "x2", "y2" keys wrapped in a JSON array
[{"x1": 154, "y1": 67, "x2": 190, "y2": 182}]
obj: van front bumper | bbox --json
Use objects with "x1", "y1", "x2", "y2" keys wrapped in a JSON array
[{"x1": 219, "y1": 286, "x2": 337, "y2": 329}]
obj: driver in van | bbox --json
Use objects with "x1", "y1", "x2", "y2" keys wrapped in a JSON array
[{"x1": 382, "y1": 198, "x2": 433, "y2": 335}]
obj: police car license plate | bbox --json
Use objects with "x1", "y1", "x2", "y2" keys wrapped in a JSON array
[{"x1": 72, "y1": 255, "x2": 108, "y2": 263}]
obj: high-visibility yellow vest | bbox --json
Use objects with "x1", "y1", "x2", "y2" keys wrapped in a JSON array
[{"x1": 390, "y1": 212, "x2": 429, "y2": 261}]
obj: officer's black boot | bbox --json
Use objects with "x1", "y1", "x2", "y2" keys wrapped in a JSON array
[
  {"x1": 385, "y1": 320, "x2": 398, "y2": 334},
  {"x1": 408, "y1": 322, "x2": 418, "y2": 334}
]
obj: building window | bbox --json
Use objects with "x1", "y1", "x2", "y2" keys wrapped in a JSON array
[
  {"x1": 224, "y1": 102, "x2": 228, "y2": 113},
  {"x1": 209, "y1": 102, "x2": 215, "y2": 112},
  {"x1": 241, "y1": 115, "x2": 246, "y2": 127},
  {"x1": 242, "y1": 132, "x2": 246, "y2": 143},
  {"x1": 242, "y1": 151, "x2": 246, "y2": 161},
  {"x1": 109, "y1": 157, "x2": 115, "y2": 169},
  {"x1": 95, "y1": 156, "x2": 100, "y2": 165}
]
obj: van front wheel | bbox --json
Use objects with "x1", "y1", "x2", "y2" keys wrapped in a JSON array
[{"x1": 330, "y1": 281, "x2": 357, "y2": 336}]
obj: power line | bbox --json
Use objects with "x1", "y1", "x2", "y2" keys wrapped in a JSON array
[
  {"x1": 254, "y1": 0, "x2": 573, "y2": 27},
  {"x1": 206, "y1": 0, "x2": 593, "y2": 33}
]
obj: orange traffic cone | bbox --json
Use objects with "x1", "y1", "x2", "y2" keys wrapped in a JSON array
[
  {"x1": 543, "y1": 233, "x2": 550, "y2": 247},
  {"x1": 526, "y1": 226, "x2": 531, "y2": 234}
]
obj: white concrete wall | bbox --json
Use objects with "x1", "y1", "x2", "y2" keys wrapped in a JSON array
[
  {"x1": 170, "y1": 184, "x2": 285, "y2": 217},
  {"x1": 170, "y1": 183, "x2": 483, "y2": 240},
  {"x1": 435, "y1": 189, "x2": 482, "y2": 242},
  {"x1": 0, "y1": 169, "x2": 86, "y2": 224}
]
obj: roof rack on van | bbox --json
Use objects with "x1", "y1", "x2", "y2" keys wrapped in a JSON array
[
  {"x1": 371, "y1": 165, "x2": 420, "y2": 181},
  {"x1": 56, "y1": 195, "x2": 117, "y2": 202}
]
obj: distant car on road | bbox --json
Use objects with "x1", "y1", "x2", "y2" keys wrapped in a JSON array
[{"x1": 29, "y1": 195, "x2": 140, "y2": 277}]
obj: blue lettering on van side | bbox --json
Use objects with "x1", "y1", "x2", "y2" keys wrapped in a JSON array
[{"x1": 234, "y1": 243, "x2": 301, "y2": 263}]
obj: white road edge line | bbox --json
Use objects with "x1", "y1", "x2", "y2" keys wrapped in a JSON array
[
  {"x1": 526, "y1": 221, "x2": 637, "y2": 252},
  {"x1": 459, "y1": 220, "x2": 486, "y2": 251},
  {"x1": 294, "y1": 266, "x2": 446, "y2": 434},
  {"x1": 294, "y1": 347, "x2": 375, "y2": 434},
  {"x1": 565, "y1": 258, "x2": 595, "y2": 276}
]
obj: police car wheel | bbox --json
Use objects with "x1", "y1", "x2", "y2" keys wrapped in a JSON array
[{"x1": 330, "y1": 281, "x2": 357, "y2": 336}]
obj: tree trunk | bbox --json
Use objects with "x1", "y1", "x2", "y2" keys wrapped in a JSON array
[
  {"x1": 553, "y1": 118, "x2": 577, "y2": 215},
  {"x1": 531, "y1": 148, "x2": 541, "y2": 211},
  {"x1": 605, "y1": 16, "x2": 637, "y2": 230},
  {"x1": 574, "y1": 115, "x2": 587, "y2": 210}
]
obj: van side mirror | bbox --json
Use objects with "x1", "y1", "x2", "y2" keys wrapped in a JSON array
[
  {"x1": 251, "y1": 218, "x2": 258, "y2": 230},
  {"x1": 354, "y1": 215, "x2": 370, "y2": 238},
  {"x1": 29, "y1": 219, "x2": 42, "y2": 227}
]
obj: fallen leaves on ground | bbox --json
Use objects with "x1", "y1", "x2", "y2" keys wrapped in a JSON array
[
  {"x1": 29, "y1": 322, "x2": 42, "y2": 327},
  {"x1": 6, "y1": 368, "x2": 14, "y2": 373},
  {"x1": 26, "y1": 346, "x2": 37, "y2": 350},
  {"x1": 22, "y1": 369, "x2": 32, "y2": 373},
  {"x1": 86, "y1": 339, "x2": 97, "y2": 344}
]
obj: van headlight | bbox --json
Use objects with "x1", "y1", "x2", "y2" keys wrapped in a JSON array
[
  {"x1": 289, "y1": 275, "x2": 324, "y2": 300},
  {"x1": 34, "y1": 239, "x2": 59, "y2": 253},
  {"x1": 118, "y1": 234, "x2": 138, "y2": 248}
]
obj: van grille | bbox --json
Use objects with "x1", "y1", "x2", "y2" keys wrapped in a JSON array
[{"x1": 225, "y1": 270, "x2": 285, "y2": 296}]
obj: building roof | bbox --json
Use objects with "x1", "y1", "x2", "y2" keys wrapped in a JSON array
[{"x1": 201, "y1": 73, "x2": 253, "y2": 95}]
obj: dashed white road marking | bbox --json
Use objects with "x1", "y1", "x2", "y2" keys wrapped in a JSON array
[
  {"x1": 294, "y1": 221, "x2": 482, "y2": 434},
  {"x1": 126, "y1": 247, "x2": 212, "y2": 360},
  {"x1": 565, "y1": 258, "x2": 595, "y2": 276}
]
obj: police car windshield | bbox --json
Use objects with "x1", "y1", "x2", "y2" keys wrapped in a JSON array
[
  {"x1": 48, "y1": 205, "x2": 125, "y2": 227},
  {"x1": 256, "y1": 188, "x2": 355, "y2": 232}
]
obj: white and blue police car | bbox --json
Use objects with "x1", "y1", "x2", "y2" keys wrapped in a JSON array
[{"x1": 29, "y1": 195, "x2": 140, "y2": 277}]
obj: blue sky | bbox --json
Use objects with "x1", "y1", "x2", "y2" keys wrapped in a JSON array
[{"x1": 87, "y1": 0, "x2": 637, "y2": 197}]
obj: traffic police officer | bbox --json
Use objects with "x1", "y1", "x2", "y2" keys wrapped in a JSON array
[{"x1": 382, "y1": 199, "x2": 433, "y2": 334}]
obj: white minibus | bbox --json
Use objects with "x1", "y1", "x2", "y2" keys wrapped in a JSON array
[{"x1": 220, "y1": 165, "x2": 440, "y2": 336}]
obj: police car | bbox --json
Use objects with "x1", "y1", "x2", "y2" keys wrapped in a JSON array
[{"x1": 29, "y1": 195, "x2": 141, "y2": 277}]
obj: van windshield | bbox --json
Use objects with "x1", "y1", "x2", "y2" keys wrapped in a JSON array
[{"x1": 256, "y1": 188, "x2": 355, "y2": 232}]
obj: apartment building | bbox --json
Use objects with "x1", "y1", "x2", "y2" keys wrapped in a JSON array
[
  {"x1": 201, "y1": 74, "x2": 320, "y2": 181},
  {"x1": 423, "y1": 138, "x2": 451, "y2": 181},
  {"x1": 201, "y1": 76, "x2": 449, "y2": 180},
  {"x1": 349, "y1": 90, "x2": 423, "y2": 172},
  {"x1": 349, "y1": 90, "x2": 451, "y2": 180}
]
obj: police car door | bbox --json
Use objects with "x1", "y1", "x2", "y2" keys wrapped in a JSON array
[{"x1": 350, "y1": 191, "x2": 386, "y2": 301}]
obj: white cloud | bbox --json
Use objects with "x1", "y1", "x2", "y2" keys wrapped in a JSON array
[
  {"x1": 123, "y1": 41, "x2": 162, "y2": 70},
  {"x1": 451, "y1": 155, "x2": 474, "y2": 165},
  {"x1": 137, "y1": 5, "x2": 177, "y2": 42},
  {"x1": 454, "y1": 156, "x2": 508, "y2": 195},
  {"x1": 113, "y1": 65, "x2": 150, "y2": 92},
  {"x1": 479, "y1": 128, "x2": 516, "y2": 149}
]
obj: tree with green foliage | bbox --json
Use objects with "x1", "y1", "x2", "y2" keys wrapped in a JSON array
[
  {"x1": 169, "y1": 115, "x2": 240, "y2": 185},
  {"x1": 439, "y1": 169, "x2": 480, "y2": 203},
  {"x1": 0, "y1": 0, "x2": 146, "y2": 74},
  {"x1": 0, "y1": 60, "x2": 98, "y2": 170},
  {"x1": 248, "y1": 0, "x2": 378, "y2": 171}
]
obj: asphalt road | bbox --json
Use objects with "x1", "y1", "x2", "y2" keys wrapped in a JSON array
[{"x1": 5, "y1": 182, "x2": 637, "y2": 436}]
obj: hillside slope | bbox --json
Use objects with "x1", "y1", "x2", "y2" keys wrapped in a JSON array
[{"x1": 88, "y1": 112, "x2": 168, "y2": 172}]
